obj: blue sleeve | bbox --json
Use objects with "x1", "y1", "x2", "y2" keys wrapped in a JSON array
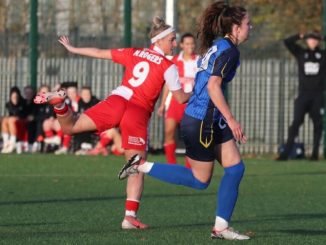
[{"x1": 212, "y1": 49, "x2": 239, "y2": 78}]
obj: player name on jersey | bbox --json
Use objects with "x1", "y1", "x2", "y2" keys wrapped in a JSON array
[{"x1": 133, "y1": 49, "x2": 163, "y2": 65}]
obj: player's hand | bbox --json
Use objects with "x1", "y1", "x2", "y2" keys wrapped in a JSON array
[
  {"x1": 58, "y1": 36, "x2": 74, "y2": 52},
  {"x1": 157, "y1": 105, "x2": 164, "y2": 117},
  {"x1": 227, "y1": 117, "x2": 247, "y2": 144}
]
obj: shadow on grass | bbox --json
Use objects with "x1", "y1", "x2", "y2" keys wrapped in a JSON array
[
  {"x1": 236, "y1": 213, "x2": 326, "y2": 224},
  {"x1": 0, "y1": 222, "x2": 62, "y2": 227},
  {"x1": 277, "y1": 229, "x2": 326, "y2": 236},
  {"x1": 0, "y1": 192, "x2": 215, "y2": 206},
  {"x1": 246, "y1": 171, "x2": 326, "y2": 177}
]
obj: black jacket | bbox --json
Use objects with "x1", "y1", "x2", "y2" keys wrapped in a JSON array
[
  {"x1": 5, "y1": 100, "x2": 26, "y2": 118},
  {"x1": 78, "y1": 96, "x2": 100, "y2": 113},
  {"x1": 284, "y1": 34, "x2": 326, "y2": 93}
]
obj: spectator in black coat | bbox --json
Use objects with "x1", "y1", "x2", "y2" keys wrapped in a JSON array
[{"x1": 277, "y1": 31, "x2": 326, "y2": 161}]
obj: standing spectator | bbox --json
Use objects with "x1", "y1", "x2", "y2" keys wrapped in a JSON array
[
  {"x1": 1, "y1": 86, "x2": 26, "y2": 153},
  {"x1": 277, "y1": 31, "x2": 326, "y2": 161},
  {"x1": 158, "y1": 33, "x2": 199, "y2": 167}
]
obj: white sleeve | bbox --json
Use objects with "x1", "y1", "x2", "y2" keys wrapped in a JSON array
[{"x1": 164, "y1": 64, "x2": 182, "y2": 91}]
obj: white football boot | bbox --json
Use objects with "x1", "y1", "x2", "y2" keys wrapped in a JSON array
[{"x1": 211, "y1": 227, "x2": 250, "y2": 240}]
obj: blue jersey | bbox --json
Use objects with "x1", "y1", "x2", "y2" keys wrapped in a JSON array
[{"x1": 185, "y1": 38, "x2": 240, "y2": 121}]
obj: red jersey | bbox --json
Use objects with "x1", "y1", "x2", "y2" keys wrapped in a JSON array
[
  {"x1": 111, "y1": 46, "x2": 181, "y2": 112},
  {"x1": 172, "y1": 52, "x2": 199, "y2": 93}
]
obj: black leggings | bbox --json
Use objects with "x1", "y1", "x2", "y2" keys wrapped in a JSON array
[{"x1": 284, "y1": 92, "x2": 323, "y2": 157}]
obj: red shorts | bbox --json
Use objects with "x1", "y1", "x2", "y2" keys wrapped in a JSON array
[
  {"x1": 84, "y1": 95, "x2": 151, "y2": 151},
  {"x1": 165, "y1": 97, "x2": 187, "y2": 123}
]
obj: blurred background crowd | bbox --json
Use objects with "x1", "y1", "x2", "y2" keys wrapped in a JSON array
[{"x1": 1, "y1": 82, "x2": 125, "y2": 156}]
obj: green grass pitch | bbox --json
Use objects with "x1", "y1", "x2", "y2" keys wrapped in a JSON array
[{"x1": 0, "y1": 154, "x2": 325, "y2": 244}]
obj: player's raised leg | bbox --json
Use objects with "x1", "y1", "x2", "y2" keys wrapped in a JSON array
[{"x1": 34, "y1": 89, "x2": 97, "y2": 134}]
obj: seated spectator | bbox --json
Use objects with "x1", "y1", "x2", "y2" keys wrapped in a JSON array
[
  {"x1": 34, "y1": 85, "x2": 55, "y2": 152},
  {"x1": 1, "y1": 86, "x2": 26, "y2": 154},
  {"x1": 54, "y1": 82, "x2": 80, "y2": 155},
  {"x1": 86, "y1": 128, "x2": 124, "y2": 156},
  {"x1": 17, "y1": 85, "x2": 37, "y2": 153},
  {"x1": 72, "y1": 86, "x2": 100, "y2": 153},
  {"x1": 42, "y1": 84, "x2": 64, "y2": 151}
]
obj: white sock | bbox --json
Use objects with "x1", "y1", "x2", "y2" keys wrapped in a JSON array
[
  {"x1": 214, "y1": 216, "x2": 228, "y2": 231},
  {"x1": 2, "y1": 133, "x2": 9, "y2": 144},
  {"x1": 125, "y1": 210, "x2": 136, "y2": 217},
  {"x1": 138, "y1": 161, "x2": 154, "y2": 173},
  {"x1": 9, "y1": 135, "x2": 17, "y2": 144}
]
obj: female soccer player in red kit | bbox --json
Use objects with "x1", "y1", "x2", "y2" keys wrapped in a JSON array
[
  {"x1": 34, "y1": 16, "x2": 189, "y2": 229},
  {"x1": 158, "y1": 33, "x2": 199, "y2": 167}
]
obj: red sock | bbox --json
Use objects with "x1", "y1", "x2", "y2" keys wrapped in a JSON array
[
  {"x1": 57, "y1": 130, "x2": 64, "y2": 138},
  {"x1": 37, "y1": 135, "x2": 44, "y2": 142},
  {"x1": 44, "y1": 130, "x2": 54, "y2": 138},
  {"x1": 112, "y1": 148, "x2": 124, "y2": 156},
  {"x1": 125, "y1": 199, "x2": 139, "y2": 217},
  {"x1": 164, "y1": 142, "x2": 177, "y2": 164},
  {"x1": 62, "y1": 134, "x2": 71, "y2": 148},
  {"x1": 185, "y1": 157, "x2": 191, "y2": 169},
  {"x1": 99, "y1": 135, "x2": 112, "y2": 147}
]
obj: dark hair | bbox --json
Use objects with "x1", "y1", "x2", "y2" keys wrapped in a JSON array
[
  {"x1": 149, "y1": 16, "x2": 171, "y2": 39},
  {"x1": 304, "y1": 30, "x2": 322, "y2": 41},
  {"x1": 81, "y1": 86, "x2": 92, "y2": 92},
  {"x1": 180, "y1": 33, "x2": 195, "y2": 43},
  {"x1": 10, "y1": 86, "x2": 22, "y2": 97},
  {"x1": 9, "y1": 86, "x2": 23, "y2": 104},
  {"x1": 197, "y1": 1, "x2": 247, "y2": 55}
]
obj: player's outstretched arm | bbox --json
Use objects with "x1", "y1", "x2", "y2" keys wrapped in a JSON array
[{"x1": 58, "y1": 36, "x2": 112, "y2": 60}]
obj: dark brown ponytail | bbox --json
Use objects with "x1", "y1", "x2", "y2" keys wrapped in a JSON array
[{"x1": 197, "y1": 1, "x2": 247, "y2": 55}]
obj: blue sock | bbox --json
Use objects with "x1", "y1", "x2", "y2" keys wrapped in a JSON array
[
  {"x1": 148, "y1": 163, "x2": 209, "y2": 190},
  {"x1": 217, "y1": 161, "x2": 245, "y2": 222}
]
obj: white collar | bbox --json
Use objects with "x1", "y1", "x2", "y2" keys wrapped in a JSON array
[
  {"x1": 153, "y1": 45, "x2": 165, "y2": 56},
  {"x1": 177, "y1": 51, "x2": 184, "y2": 61}
]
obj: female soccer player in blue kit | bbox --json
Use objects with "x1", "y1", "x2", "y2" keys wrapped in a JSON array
[{"x1": 119, "y1": 1, "x2": 252, "y2": 240}]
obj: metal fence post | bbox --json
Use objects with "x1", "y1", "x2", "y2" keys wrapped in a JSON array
[
  {"x1": 124, "y1": 0, "x2": 132, "y2": 47},
  {"x1": 323, "y1": 0, "x2": 326, "y2": 157},
  {"x1": 29, "y1": 0, "x2": 38, "y2": 90}
]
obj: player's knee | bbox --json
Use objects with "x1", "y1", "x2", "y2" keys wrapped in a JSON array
[
  {"x1": 165, "y1": 128, "x2": 175, "y2": 139},
  {"x1": 225, "y1": 161, "x2": 245, "y2": 179},
  {"x1": 193, "y1": 178, "x2": 210, "y2": 190}
]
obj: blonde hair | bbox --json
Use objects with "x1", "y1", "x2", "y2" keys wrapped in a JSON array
[{"x1": 149, "y1": 16, "x2": 171, "y2": 39}]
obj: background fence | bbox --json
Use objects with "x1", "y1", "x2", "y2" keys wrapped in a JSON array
[{"x1": 0, "y1": 57, "x2": 318, "y2": 155}]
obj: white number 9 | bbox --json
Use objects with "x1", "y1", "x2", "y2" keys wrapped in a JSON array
[{"x1": 128, "y1": 61, "x2": 150, "y2": 87}]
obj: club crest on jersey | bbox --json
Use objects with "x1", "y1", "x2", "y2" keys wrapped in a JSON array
[
  {"x1": 315, "y1": 52, "x2": 322, "y2": 59},
  {"x1": 128, "y1": 136, "x2": 146, "y2": 146}
]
